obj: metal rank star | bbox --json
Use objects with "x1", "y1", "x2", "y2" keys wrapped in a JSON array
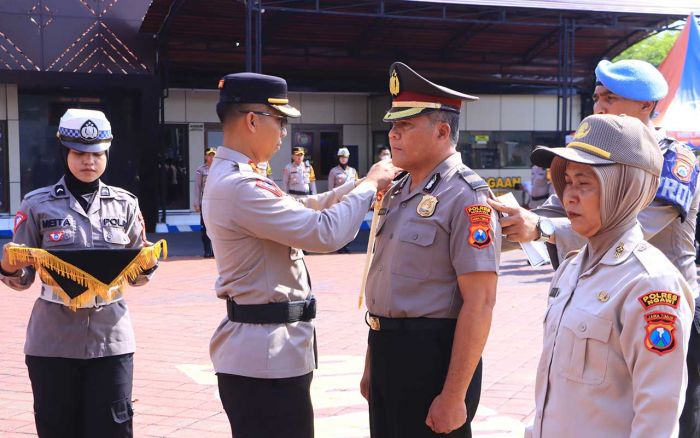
[{"x1": 417, "y1": 194, "x2": 438, "y2": 217}]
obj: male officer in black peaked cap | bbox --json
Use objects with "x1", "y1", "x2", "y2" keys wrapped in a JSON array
[
  {"x1": 202, "y1": 72, "x2": 396, "y2": 437},
  {"x1": 361, "y1": 62, "x2": 500, "y2": 437}
]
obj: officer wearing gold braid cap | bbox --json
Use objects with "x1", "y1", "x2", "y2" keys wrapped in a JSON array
[
  {"x1": 361, "y1": 62, "x2": 500, "y2": 437},
  {"x1": 526, "y1": 114, "x2": 694, "y2": 437}
]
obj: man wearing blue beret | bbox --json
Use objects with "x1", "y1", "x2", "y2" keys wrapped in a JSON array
[{"x1": 489, "y1": 58, "x2": 700, "y2": 438}]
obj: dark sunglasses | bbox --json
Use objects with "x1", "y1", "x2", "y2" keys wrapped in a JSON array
[{"x1": 239, "y1": 110, "x2": 288, "y2": 129}]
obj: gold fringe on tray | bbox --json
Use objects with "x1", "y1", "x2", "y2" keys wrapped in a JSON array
[{"x1": 6, "y1": 239, "x2": 167, "y2": 311}]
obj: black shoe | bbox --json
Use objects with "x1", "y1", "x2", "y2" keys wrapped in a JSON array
[{"x1": 204, "y1": 252, "x2": 214, "y2": 258}]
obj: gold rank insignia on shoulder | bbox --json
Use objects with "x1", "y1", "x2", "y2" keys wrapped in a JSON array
[
  {"x1": 597, "y1": 291, "x2": 610, "y2": 302},
  {"x1": 389, "y1": 70, "x2": 400, "y2": 96},
  {"x1": 417, "y1": 194, "x2": 438, "y2": 217},
  {"x1": 614, "y1": 242, "x2": 624, "y2": 258}
]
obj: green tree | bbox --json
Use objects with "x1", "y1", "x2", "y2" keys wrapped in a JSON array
[{"x1": 614, "y1": 31, "x2": 680, "y2": 66}]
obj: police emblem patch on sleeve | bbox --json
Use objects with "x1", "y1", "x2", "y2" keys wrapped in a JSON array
[
  {"x1": 465, "y1": 204, "x2": 492, "y2": 249},
  {"x1": 48, "y1": 231, "x2": 65, "y2": 242},
  {"x1": 256, "y1": 180, "x2": 284, "y2": 197},
  {"x1": 13, "y1": 211, "x2": 27, "y2": 233},
  {"x1": 644, "y1": 312, "x2": 677, "y2": 355},
  {"x1": 638, "y1": 291, "x2": 680, "y2": 310}
]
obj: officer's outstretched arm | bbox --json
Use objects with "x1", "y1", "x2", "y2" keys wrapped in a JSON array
[
  {"x1": 232, "y1": 178, "x2": 377, "y2": 253},
  {"x1": 300, "y1": 180, "x2": 356, "y2": 211}
]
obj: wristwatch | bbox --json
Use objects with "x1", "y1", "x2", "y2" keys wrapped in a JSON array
[{"x1": 536, "y1": 216, "x2": 555, "y2": 242}]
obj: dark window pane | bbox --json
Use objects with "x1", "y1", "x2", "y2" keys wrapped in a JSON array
[
  {"x1": 0, "y1": 121, "x2": 8, "y2": 212},
  {"x1": 158, "y1": 124, "x2": 189, "y2": 211}
]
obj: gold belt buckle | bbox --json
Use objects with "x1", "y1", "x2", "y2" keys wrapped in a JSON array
[{"x1": 368, "y1": 315, "x2": 381, "y2": 331}]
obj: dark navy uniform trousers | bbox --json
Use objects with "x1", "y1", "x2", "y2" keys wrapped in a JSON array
[
  {"x1": 217, "y1": 371, "x2": 314, "y2": 438},
  {"x1": 368, "y1": 324, "x2": 482, "y2": 438},
  {"x1": 25, "y1": 353, "x2": 134, "y2": 438}
]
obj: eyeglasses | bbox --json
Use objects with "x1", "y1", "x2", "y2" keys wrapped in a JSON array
[{"x1": 239, "y1": 110, "x2": 288, "y2": 129}]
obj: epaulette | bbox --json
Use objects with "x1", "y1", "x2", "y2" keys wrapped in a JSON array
[
  {"x1": 23, "y1": 186, "x2": 52, "y2": 200},
  {"x1": 110, "y1": 186, "x2": 138, "y2": 200},
  {"x1": 457, "y1": 166, "x2": 488, "y2": 191}
]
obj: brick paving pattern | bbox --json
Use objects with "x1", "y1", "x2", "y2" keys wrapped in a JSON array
[{"x1": 0, "y1": 250, "x2": 551, "y2": 437}]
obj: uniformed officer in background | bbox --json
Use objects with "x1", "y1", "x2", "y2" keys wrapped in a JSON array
[
  {"x1": 283, "y1": 146, "x2": 317, "y2": 197},
  {"x1": 527, "y1": 114, "x2": 694, "y2": 437},
  {"x1": 193, "y1": 147, "x2": 216, "y2": 258},
  {"x1": 0, "y1": 109, "x2": 157, "y2": 437},
  {"x1": 361, "y1": 62, "x2": 500, "y2": 437},
  {"x1": 327, "y1": 147, "x2": 359, "y2": 190},
  {"x1": 202, "y1": 72, "x2": 395, "y2": 438},
  {"x1": 489, "y1": 59, "x2": 700, "y2": 438}
]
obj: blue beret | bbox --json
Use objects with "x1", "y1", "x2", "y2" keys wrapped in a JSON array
[{"x1": 595, "y1": 59, "x2": 668, "y2": 102}]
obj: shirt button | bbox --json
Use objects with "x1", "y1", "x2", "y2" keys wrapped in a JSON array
[
  {"x1": 638, "y1": 243, "x2": 647, "y2": 251},
  {"x1": 578, "y1": 323, "x2": 587, "y2": 332},
  {"x1": 378, "y1": 265, "x2": 383, "y2": 271},
  {"x1": 412, "y1": 233, "x2": 419, "y2": 240},
  {"x1": 389, "y1": 233, "x2": 393, "y2": 239},
  {"x1": 400, "y1": 202, "x2": 407, "y2": 208}
]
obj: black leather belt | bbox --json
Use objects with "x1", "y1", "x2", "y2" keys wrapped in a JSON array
[
  {"x1": 365, "y1": 312, "x2": 456, "y2": 331},
  {"x1": 531, "y1": 194, "x2": 549, "y2": 201},
  {"x1": 227, "y1": 297, "x2": 316, "y2": 324},
  {"x1": 288, "y1": 189, "x2": 309, "y2": 195}
]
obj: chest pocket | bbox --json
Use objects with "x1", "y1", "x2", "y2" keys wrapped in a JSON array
[
  {"x1": 42, "y1": 229, "x2": 76, "y2": 247},
  {"x1": 559, "y1": 309, "x2": 612, "y2": 385},
  {"x1": 391, "y1": 221, "x2": 437, "y2": 280},
  {"x1": 103, "y1": 228, "x2": 130, "y2": 247}
]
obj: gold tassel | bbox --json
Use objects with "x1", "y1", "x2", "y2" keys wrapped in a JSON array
[{"x1": 7, "y1": 240, "x2": 168, "y2": 311}]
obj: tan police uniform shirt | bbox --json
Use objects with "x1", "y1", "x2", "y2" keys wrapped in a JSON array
[
  {"x1": 0, "y1": 177, "x2": 150, "y2": 359},
  {"x1": 530, "y1": 225, "x2": 694, "y2": 438},
  {"x1": 327, "y1": 165, "x2": 359, "y2": 191},
  {"x1": 193, "y1": 163, "x2": 210, "y2": 210},
  {"x1": 203, "y1": 147, "x2": 376, "y2": 378},
  {"x1": 366, "y1": 153, "x2": 500, "y2": 318},
  {"x1": 282, "y1": 161, "x2": 317, "y2": 195}
]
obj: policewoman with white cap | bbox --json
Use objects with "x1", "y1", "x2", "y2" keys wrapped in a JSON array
[
  {"x1": 0, "y1": 109, "x2": 156, "y2": 437},
  {"x1": 327, "y1": 147, "x2": 359, "y2": 190},
  {"x1": 526, "y1": 114, "x2": 694, "y2": 437}
]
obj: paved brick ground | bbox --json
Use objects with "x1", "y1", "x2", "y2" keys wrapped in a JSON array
[{"x1": 0, "y1": 250, "x2": 552, "y2": 437}]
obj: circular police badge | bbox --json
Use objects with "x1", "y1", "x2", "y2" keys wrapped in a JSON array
[{"x1": 80, "y1": 120, "x2": 99, "y2": 141}]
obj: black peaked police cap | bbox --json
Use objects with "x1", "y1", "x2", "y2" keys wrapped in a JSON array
[{"x1": 217, "y1": 72, "x2": 301, "y2": 119}]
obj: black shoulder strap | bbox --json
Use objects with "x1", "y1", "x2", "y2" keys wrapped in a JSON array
[{"x1": 457, "y1": 166, "x2": 488, "y2": 191}]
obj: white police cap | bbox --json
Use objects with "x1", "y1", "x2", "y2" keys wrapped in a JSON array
[
  {"x1": 337, "y1": 147, "x2": 350, "y2": 157},
  {"x1": 57, "y1": 109, "x2": 113, "y2": 153}
]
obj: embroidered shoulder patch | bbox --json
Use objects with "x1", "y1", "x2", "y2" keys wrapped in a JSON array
[
  {"x1": 644, "y1": 312, "x2": 677, "y2": 355},
  {"x1": 13, "y1": 211, "x2": 27, "y2": 233},
  {"x1": 465, "y1": 204, "x2": 492, "y2": 249},
  {"x1": 255, "y1": 179, "x2": 283, "y2": 197},
  {"x1": 48, "y1": 231, "x2": 65, "y2": 242},
  {"x1": 638, "y1": 291, "x2": 680, "y2": 310}
]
